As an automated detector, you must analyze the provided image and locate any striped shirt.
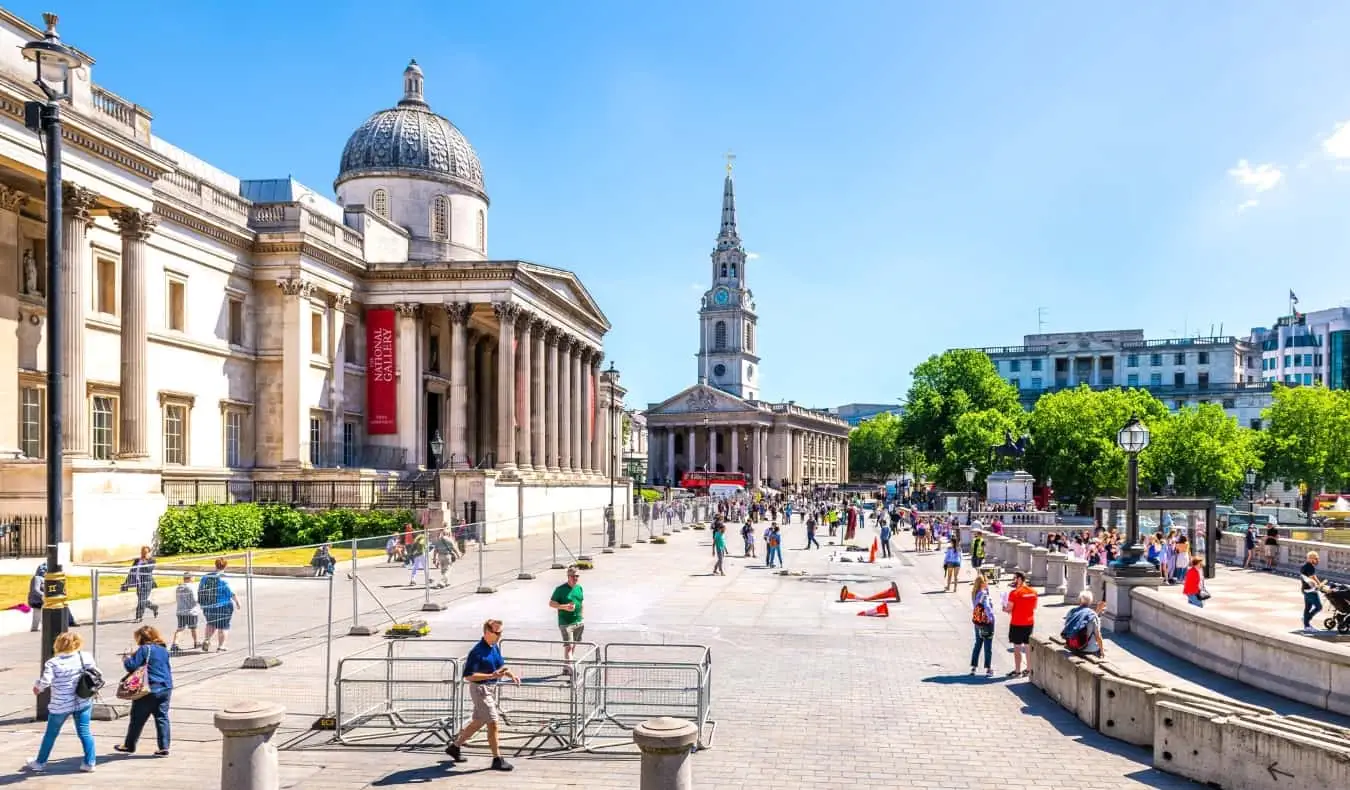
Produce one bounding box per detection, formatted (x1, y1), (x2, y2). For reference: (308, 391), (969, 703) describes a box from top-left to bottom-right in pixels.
(37, 651), (97, 715)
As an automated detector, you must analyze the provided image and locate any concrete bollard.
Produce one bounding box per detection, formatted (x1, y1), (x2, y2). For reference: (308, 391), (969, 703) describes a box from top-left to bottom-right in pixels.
(214, 701), (286, 790)
(1046, 551), (1068, 595)
(1086, 565), (1106, 604)
(1063, 557), (1088, 604)
(1029, 547), (1049, 587)
(1014, 542), (1034, 574)
(634, 716), (699, 790)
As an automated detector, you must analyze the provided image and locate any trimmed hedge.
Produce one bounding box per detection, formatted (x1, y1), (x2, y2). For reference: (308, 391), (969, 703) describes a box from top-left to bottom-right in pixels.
(157, 504), (418, 556)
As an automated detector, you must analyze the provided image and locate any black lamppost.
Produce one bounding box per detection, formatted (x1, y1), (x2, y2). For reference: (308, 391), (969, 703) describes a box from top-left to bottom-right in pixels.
(1246, 467), (1257, 516)
(964, 464), (977, 525)
(23, 14), (81, 722)
(1166, 471), (1176, 497)
(1112, 414), (1152, 573)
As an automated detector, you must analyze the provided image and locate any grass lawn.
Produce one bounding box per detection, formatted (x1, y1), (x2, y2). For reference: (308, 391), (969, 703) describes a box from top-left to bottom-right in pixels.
(112, 547), (386, 569)
(0, 574), (125, 611)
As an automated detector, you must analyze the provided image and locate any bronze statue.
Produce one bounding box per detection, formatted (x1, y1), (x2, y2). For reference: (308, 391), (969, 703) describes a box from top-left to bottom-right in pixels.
(989, 429), (1029, 469)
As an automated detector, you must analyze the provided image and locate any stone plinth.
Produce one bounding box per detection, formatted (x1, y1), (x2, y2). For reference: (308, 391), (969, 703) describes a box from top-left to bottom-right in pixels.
(1063, 557), (1088, 605)
(1046, 551), (1068, 595)
(1015, 541), (1034, 575)
(633, 716), (699, 790)
(985, 469), (1035, 505)
(1101, 569), (1163, 634)
(1029, 547), (1049, 587)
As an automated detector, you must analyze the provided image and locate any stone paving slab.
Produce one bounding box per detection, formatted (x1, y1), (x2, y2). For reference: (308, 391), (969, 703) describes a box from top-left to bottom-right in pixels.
(0, 519), (1201, 788)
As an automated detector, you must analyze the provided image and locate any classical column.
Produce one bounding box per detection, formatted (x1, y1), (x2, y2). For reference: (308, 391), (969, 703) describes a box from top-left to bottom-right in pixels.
(329, 294), (351, 461)
(112, 208), (155, 458)
(580, 350), (595, 474)
(842, 439), (850, 484)
(61, 184), (98, 455)
(665, 429), (675, 483)
(590, 354), (603, 474)
(708, 425), (718, 472)
(446, 302), (471, 469)
(545, 328), (561, 472)
(531, 318), (546, 472)
(688, 426), (697, 473)
(730, 426), (739, 474)
(277, 278), (316, 466)
(570, 343), (584, 474)
(394, 302), (422, 468)
(558, 336), (573, 471)
(465, 331), (479, 464)
(493, 301), (519, 474)
(516, 311), (534, 471)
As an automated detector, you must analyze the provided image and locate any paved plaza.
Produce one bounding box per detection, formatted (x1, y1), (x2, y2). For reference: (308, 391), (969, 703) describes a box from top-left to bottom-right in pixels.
(0, 517), (1303, 789)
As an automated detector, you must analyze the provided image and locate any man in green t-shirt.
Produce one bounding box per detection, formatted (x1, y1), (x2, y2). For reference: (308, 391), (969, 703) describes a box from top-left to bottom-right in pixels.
(549, 566), (584, 666)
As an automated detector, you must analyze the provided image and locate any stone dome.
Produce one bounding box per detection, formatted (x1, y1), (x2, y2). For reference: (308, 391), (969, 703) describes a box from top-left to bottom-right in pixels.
(334, 61), (486, 199)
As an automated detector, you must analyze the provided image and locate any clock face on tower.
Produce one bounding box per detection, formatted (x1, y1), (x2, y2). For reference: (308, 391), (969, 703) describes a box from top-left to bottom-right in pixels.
(714, 288), (730, 305)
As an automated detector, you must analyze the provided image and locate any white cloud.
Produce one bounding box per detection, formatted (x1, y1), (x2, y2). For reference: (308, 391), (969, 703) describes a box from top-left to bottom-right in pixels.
(746, 252), (760, 261)
(1228, 159), (1283, 192)
(1323, 121), (1350, 159)
(689, 283), (703, 291)
(1238, 199), (1259, 212)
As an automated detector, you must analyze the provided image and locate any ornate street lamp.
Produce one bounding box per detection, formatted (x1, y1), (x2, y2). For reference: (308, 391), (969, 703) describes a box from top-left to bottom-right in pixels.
(1166, 471), (1175, 496)
(964, 464), (977, 524)
(22, 13), (82, 722)
(429, 431), (444, 469)
(1246, 467), (1257, 516)
(1113, 414), (1152, 572)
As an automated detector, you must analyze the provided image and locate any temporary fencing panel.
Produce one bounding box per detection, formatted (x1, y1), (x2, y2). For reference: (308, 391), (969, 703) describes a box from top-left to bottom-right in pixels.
(583, 643), (715, 750)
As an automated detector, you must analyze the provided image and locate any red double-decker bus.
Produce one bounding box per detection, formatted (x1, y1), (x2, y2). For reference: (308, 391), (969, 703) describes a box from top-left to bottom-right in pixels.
(679, 471), (748, 492)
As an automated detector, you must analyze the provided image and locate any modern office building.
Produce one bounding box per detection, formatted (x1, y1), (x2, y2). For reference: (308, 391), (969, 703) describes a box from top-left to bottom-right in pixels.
(963, 329), (1272, 428)
(1249, 306), (1350, 390)
(831, 403), (904, 426)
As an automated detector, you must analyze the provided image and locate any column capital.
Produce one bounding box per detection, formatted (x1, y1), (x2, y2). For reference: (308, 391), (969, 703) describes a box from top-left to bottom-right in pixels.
(590, 350), (605, 368)
(330, 293), (353, 312)
(113, 207), (158, 240)
(394, 301), (421, 318)
(543, 325), (563, 346)
(444, 301), (472, 325)
(0, 185), (28, 212)
(276, 278), (316, 299)
(61, 183), (100, 222)
(492, 300), (521, 324)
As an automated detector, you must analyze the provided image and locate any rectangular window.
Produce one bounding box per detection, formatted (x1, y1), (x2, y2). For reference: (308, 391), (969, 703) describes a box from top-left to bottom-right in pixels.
(1009, 360), (1021, 372)
(91, 395), (116, 461)
(1150, 354), (1161, 367)
(311, 311), (324, 355)
(1222, 398), (1235, 409)
(1126, 354), (1138, 368)
(1173, 372), (1185, 387)
(227, 298), (244, 346)
(163, 404), (187, 465)
(1304, 373), (1314, 385)
(309, 417), (323, 465)
(429, 329), (441, 374)
(224, 410), (243, 468)
(1030, 376), (1042, 390)
(1009, 377), (1020, 389)
(1284, 354), (1291, 367)
(167, 277), (186, 331)
(20, 386), (44, 459)
(1174, 400), (1186, 410)
(343, 421), (358, 466)
(343, 321), (357, 365)
(1250, 418), (1262, 430)
(95, 258), (117, 315)
(1030, 359), (1042, 372)
(1174, 352), (1185, 365)
(1197, 351), (1209, 365)
(1150, 372), (1162, 386)
(1197, 372), (1209, 389)
(1127, 374), (1139, 387)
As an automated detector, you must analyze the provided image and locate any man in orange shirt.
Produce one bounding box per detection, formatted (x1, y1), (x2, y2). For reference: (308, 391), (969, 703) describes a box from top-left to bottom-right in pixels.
(1005, 571), (1038, 678)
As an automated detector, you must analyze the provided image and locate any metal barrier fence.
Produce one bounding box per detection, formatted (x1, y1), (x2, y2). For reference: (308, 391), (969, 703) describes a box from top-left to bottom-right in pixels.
(582, 642), (715, 751)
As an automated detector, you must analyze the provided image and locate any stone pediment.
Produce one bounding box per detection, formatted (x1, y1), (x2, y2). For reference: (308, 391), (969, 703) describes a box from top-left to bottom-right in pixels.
(519, 266), (609, 331)
(645, 384), (756, 417)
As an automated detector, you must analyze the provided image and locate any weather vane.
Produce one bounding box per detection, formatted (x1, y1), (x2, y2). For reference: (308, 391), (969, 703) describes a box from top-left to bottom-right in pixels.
(725, 150), (736, 175)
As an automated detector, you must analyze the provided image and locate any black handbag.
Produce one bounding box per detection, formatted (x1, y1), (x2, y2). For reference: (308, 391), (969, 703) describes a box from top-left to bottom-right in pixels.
(75, 654), (104, 699)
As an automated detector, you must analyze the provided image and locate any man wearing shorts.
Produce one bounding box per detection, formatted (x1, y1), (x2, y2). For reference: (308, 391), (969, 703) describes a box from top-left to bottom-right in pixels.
(549, 566), (584, 668)
(445, 619), (517, 771)
(1005, 571), (1038, 678)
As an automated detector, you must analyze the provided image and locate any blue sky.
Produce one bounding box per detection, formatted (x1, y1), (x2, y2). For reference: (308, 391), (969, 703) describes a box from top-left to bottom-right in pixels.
(26, 1), (1350, 410)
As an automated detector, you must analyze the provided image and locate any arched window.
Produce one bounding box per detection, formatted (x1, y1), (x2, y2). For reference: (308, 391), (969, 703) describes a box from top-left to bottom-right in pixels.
(370, 188), (389, 219)
(432, 195), (450, 240)
(714, 320), (727, 350)
(730, 262), (737, 278)
(720, 263), (727, 278)
(476, 210), (486, 251)
(746, 322), (753, 352)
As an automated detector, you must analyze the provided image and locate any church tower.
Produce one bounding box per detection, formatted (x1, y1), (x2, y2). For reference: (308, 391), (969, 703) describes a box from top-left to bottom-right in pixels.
(697, 157), (759, 400)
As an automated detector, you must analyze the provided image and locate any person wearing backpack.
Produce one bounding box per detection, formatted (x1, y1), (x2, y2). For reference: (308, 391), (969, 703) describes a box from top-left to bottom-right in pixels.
(969, 574), (996, 677)
(1061, 590), (1106, 657)
(22, 631), (100, 773)
(198, 558), (238, 652)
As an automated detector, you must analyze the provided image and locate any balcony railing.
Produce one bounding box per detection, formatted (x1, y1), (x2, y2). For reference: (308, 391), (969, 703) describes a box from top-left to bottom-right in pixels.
(1018, 381), (1276, 399)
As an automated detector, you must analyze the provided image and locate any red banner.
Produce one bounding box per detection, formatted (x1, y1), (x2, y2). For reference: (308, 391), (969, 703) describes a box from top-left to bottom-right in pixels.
(366, 309), (397, 434)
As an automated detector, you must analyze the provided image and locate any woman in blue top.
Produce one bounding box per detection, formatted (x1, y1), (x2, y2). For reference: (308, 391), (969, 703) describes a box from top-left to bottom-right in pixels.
(198, 558), (239, 652)
(970, 574), (996, 677)
(114, 625), (174, 756)
(942, 538), (962, 592)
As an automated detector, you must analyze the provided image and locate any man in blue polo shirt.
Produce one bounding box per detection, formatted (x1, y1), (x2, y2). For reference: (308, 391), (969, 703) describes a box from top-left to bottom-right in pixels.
(445, 619), (518, 771)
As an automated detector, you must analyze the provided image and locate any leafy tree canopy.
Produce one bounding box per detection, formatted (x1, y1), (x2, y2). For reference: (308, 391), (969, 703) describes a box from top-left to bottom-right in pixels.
(901, 350), (1022, 463)
(1140, 403), (1261, 501)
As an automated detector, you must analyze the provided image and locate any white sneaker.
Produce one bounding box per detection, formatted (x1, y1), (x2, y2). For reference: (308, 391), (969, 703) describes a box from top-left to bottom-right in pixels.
(20, 761), (45, 773)
(80, 763), (96, 773)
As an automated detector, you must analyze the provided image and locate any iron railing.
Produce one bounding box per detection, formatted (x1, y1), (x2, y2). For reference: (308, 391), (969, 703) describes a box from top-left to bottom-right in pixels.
(163, 476), (439, 510)
(0, 514), (46, 559)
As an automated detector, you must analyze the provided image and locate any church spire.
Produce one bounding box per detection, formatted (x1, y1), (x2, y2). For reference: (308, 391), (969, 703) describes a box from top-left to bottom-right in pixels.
(719, 152), (739, 243)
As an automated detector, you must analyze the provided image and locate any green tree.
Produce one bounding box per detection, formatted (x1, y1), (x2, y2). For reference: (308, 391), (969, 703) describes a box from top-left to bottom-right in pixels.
(1140, 404), (1260, 501)
(1025, 386), (1168, 511)
(900, 349), (1022, 467)
(941, 408), (1024, 491)
(849, 412), (902, 480)
(1259, 385), (1350, 504)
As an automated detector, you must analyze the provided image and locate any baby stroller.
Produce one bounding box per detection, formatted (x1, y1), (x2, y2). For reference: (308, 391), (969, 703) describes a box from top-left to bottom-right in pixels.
(1321, 581), (1350, 634)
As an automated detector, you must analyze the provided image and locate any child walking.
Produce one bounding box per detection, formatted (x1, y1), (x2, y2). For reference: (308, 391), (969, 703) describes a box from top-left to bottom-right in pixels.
(171, 573), (199, 652)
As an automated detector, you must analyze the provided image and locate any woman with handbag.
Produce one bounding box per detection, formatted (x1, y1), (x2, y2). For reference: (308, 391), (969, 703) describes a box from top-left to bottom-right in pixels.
(969, 574), (996, 677)
(113, 625), (174, 756)
(22, 631), (100, 773)
(1182, 556), (1208, 608)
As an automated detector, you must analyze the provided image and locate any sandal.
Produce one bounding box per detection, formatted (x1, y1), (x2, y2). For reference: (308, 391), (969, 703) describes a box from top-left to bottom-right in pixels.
(113, 744), (135, 754)
(154, 750), (170, 757)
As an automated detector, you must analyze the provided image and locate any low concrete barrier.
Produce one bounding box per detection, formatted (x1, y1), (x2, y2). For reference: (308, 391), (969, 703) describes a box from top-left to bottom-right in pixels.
(1029, 634), (1350, 789)
(1130, 587), (1350, 717)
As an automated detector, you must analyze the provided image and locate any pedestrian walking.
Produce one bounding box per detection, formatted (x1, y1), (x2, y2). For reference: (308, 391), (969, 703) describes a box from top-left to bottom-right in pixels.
(805, 515), (820, 550)
(114, 625), (174, 756)
(433, 529), (460, 588)
(741, 520), (756, 558)
(970, 574), (996, 677)
(1301, 551), (1328, 633)
(712, 522), (727, 576)
(122, 546), (160, 622)
(942, 539), (962, 592)
(1005, 571), (1038, 678)
(170, 573), (199, 652)
(197, 558), (238, 652)
(879, 521), (893, 558)
(970, 530), (986, 570)
(407, 531), (428, 586)
(766, 525), (783, 568)
(444, 619), (518, 772)
(21, 631), (98, 773)
(549, 567), (584, 667)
